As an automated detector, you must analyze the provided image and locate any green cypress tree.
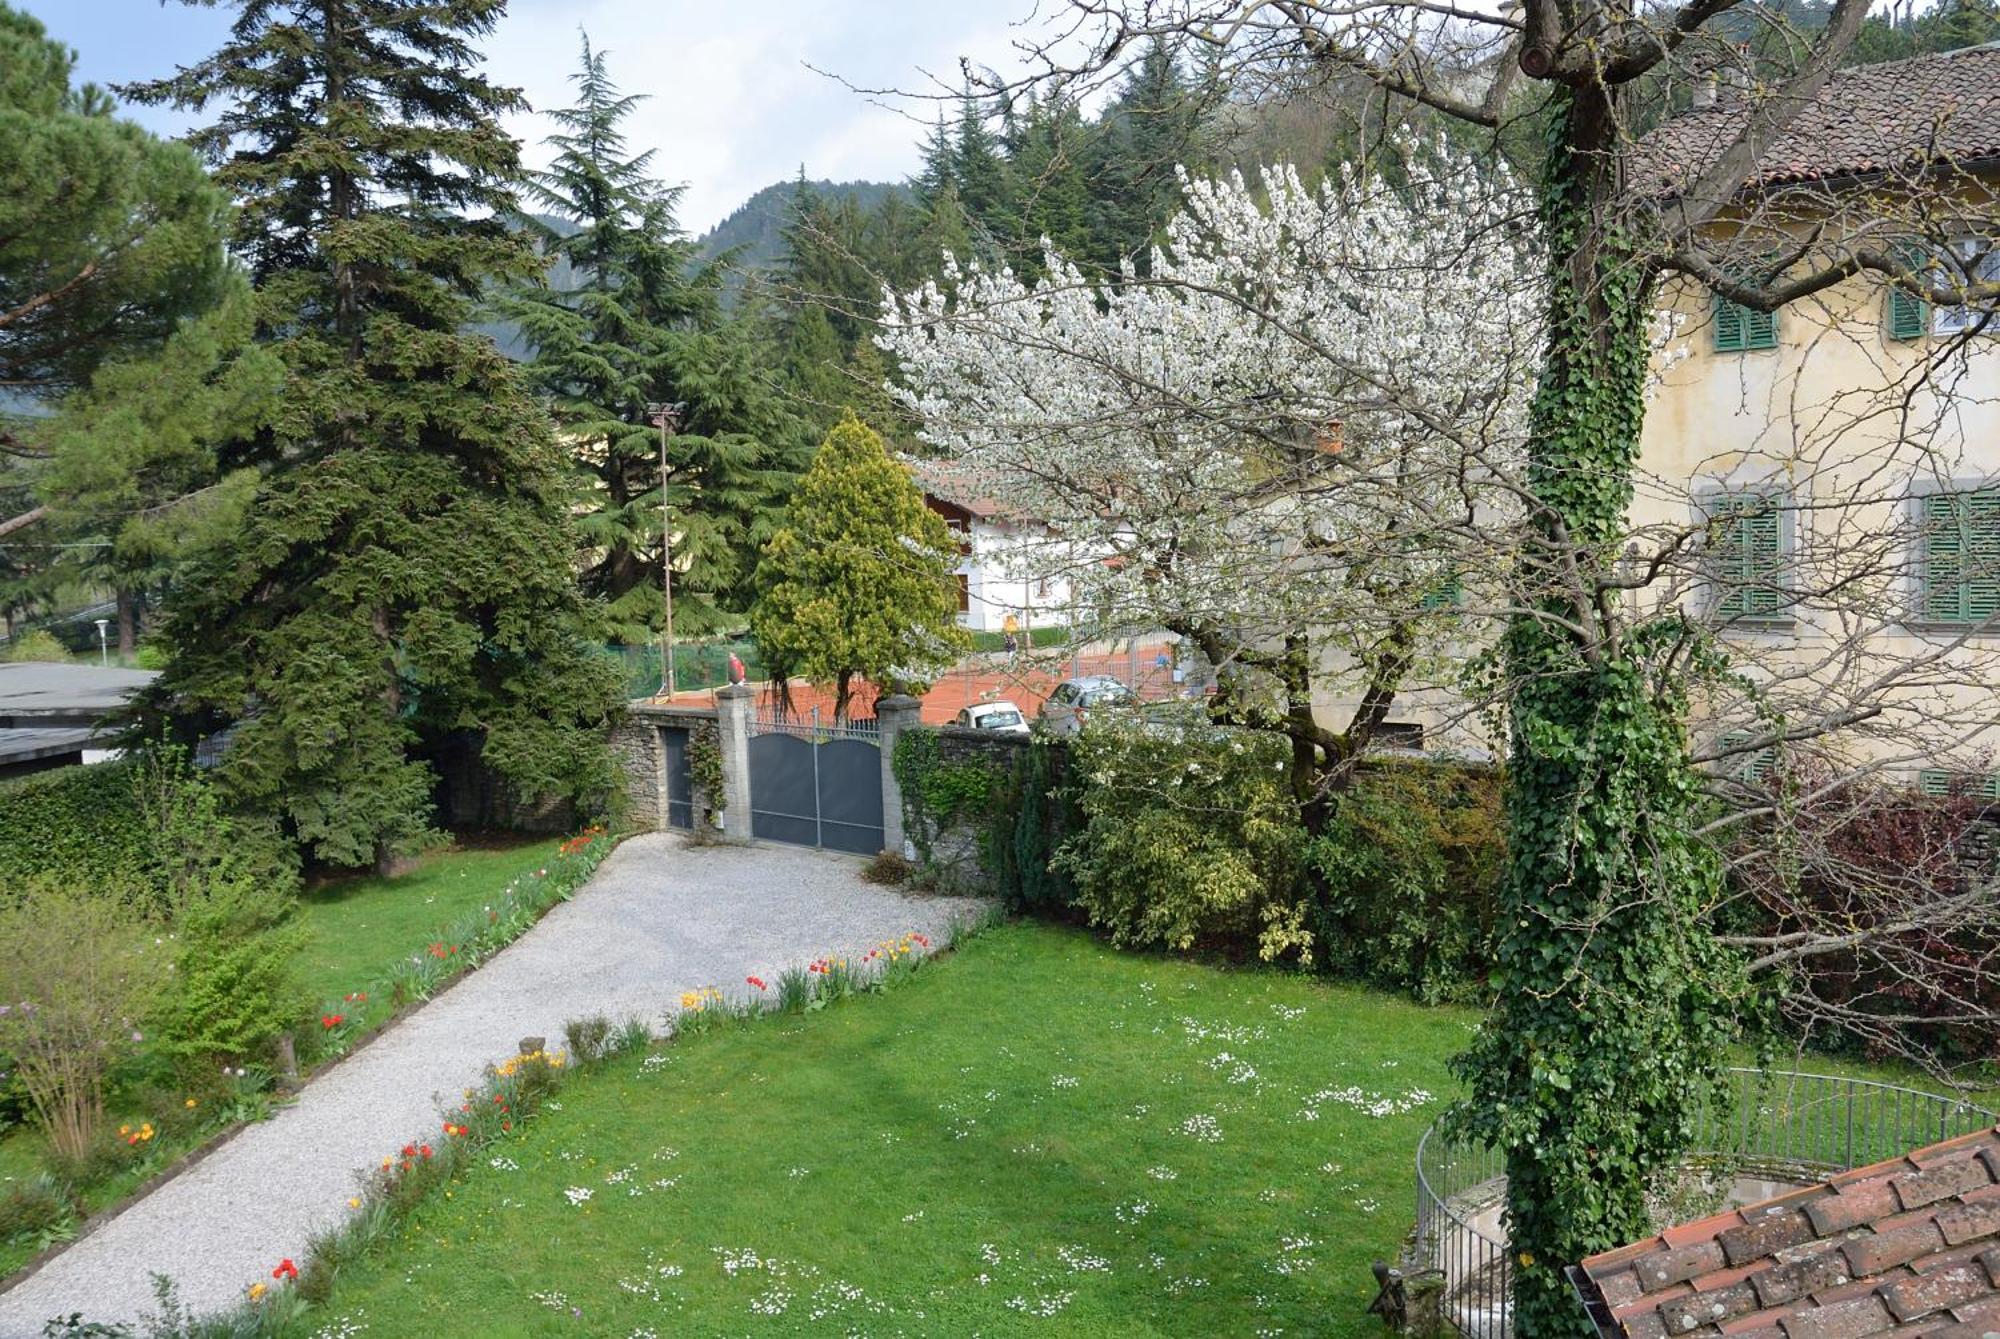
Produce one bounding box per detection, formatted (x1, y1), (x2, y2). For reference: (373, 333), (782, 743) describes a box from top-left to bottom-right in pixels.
(749, 415), (968, 721)
(507, 35), (798, 644)
(125, 0), (621, 870)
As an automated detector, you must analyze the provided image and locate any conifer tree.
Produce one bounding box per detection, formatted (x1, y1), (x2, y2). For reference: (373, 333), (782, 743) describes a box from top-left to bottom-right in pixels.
(952, 93), (1018, 248)
(1087, 40), (1211, 273)
(0, 1), (235, 546)
(508, 35), (798, 643)
(126, 0), (621, 870)
(1010, 96), (1095, 281)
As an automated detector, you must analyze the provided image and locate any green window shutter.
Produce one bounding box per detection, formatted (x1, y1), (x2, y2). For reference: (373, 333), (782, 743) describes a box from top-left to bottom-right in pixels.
(1918, 768), (2000, 799)
(1888, 283), (1929, 342)
(1713, 291), (1745, 351)
(1713, 290), (1777, 352)
(1420, 573), (1463, 610)
(1711, 493), (1785, 619)
(1921, 489), (2000, 625)
(1741, 304), (1777, 349)
(1718, 730), (1777, 781)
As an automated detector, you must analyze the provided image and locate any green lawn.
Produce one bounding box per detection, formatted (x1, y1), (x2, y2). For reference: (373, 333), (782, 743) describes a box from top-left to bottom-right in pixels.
(294, 837), (563, 1004)
(307, 922), (1477, 1337)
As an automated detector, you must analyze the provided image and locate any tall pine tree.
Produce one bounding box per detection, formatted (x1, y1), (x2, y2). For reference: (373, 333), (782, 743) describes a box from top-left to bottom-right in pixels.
(508, 35), (798, 644)
(127, 0), (620, 870)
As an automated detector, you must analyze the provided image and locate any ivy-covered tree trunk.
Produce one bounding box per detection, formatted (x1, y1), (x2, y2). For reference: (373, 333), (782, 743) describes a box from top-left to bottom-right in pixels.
(1454, 87), (1740, 1338)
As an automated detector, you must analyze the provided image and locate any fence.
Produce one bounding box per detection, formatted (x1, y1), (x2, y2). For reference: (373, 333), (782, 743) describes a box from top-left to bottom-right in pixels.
(1412, 1069), (1999, 1339)
(601, 639), (762, 701)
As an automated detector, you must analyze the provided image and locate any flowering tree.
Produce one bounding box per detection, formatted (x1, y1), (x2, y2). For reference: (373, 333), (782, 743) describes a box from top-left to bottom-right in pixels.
(927, 5), (2000, 1329)
(880, 146), (1542, 820)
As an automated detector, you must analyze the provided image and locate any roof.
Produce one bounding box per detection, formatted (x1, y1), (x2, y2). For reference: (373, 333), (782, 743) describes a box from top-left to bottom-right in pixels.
(0, 726), (99, 765)
(1578, 1124), (2000, 1339)
(0, 662), (156, 723)
(1631, 44), (2000, 195)
(909, 459), (1022, 522)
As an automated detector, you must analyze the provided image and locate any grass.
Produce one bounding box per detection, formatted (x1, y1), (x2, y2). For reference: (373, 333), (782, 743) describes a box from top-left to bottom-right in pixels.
(0, 835), (565, 1283)
(967, 624), (1079, 653)
(294, 837), (563, 1005)
(303, 922), (1474, 1336)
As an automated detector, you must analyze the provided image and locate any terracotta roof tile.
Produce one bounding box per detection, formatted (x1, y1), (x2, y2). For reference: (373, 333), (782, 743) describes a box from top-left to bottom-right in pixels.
(1581, 1126), (2000, 1339)
(1631, 45), (2000, 195)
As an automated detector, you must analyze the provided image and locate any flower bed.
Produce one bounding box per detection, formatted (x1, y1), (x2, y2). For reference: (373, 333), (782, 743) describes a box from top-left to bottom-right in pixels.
(0, 831), (617, 1286)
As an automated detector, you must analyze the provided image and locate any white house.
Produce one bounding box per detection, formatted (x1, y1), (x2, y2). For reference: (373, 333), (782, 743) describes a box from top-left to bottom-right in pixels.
(913, 461), (1079, 636)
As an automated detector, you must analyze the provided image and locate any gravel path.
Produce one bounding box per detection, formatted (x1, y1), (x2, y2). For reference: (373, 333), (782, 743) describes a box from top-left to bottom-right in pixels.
(0, 835), (987, 1336)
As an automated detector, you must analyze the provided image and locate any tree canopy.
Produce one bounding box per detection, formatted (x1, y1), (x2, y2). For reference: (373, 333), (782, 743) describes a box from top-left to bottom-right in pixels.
(750, 414), (968, 720)
(507, 34), (802, 645)
(126, 0), (620, 869)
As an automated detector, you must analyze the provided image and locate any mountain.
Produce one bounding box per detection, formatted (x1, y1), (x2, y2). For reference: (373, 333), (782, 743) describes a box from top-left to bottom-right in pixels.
(695, 178), (903, 301)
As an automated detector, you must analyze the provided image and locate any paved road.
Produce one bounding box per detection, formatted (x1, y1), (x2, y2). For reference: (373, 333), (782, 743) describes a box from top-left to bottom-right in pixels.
(0, 836), (986, 1336)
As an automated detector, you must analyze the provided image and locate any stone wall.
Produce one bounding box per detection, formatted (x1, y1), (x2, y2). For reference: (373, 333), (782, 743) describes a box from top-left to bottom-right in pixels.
(613, 703), (720, 832)
(610, 715), (664, 830)
(903, 725), (1034, 892)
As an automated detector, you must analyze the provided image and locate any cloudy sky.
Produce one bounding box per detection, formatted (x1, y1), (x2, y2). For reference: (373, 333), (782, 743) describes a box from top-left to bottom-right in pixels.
(27, 0), (1060, 234)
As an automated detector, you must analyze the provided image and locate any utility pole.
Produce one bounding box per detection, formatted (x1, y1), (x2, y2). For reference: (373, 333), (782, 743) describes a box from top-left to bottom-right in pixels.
(646, 402), (687, 699)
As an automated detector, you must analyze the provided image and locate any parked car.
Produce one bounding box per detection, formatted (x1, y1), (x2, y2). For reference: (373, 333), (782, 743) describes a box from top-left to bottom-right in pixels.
(954, 701), (1030, 737)
(1037, 675), (1137, 735)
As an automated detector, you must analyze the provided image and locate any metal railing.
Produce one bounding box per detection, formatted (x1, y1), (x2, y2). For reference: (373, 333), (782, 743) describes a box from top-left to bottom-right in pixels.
(1412, 1068), (1997, 1339)
(750, 705), (879, 743)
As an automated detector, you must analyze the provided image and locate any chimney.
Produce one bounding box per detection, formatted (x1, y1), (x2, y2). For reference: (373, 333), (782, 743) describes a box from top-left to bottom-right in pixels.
(1692, 72), (1718, 109)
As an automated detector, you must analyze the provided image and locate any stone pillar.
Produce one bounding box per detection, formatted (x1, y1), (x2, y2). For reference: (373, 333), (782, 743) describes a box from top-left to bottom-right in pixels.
(714, 684), (755, 844)
(875, 694), (923, 859)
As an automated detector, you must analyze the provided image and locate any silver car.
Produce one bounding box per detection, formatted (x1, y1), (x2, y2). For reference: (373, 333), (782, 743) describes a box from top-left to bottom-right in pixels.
(1037, 676), (1136, 735)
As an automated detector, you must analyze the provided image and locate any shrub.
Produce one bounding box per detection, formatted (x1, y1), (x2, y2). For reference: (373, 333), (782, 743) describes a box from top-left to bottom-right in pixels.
(0, 762), (157, 905)
(151, 880), (303, 1071)
(0, 747), (298, 917)
(996, 737), (1079, 910)
(862, 850), (914, 884)
(0, 1171), (72, 1244)
(1056, 720), (1310, 962)
(136, 750), (303, 1070)
(0, 884), (170, 1160)
(1729, 773), (2000, 1065)
(1, 629), (68, 663)
(1304, 762), (1505, 1004)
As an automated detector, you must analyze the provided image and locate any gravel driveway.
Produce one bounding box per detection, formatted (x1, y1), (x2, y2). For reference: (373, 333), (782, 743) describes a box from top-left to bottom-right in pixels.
(0, 835), (987, 1336)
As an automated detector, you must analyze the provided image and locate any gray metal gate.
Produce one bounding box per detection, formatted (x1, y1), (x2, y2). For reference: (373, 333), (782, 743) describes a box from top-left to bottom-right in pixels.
(747, 708), (884, 854)
(660, 726), (695, 831)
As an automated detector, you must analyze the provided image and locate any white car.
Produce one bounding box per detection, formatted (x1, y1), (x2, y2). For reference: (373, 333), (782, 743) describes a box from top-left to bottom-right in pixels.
(954, 701), (1031, 737)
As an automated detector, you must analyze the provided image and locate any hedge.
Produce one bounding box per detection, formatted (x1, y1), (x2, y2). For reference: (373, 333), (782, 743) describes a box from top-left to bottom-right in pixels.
(0, 759), (157, 898)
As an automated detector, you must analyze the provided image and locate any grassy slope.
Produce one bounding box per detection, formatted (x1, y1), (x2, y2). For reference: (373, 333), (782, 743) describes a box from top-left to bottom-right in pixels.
(310, 922), (1476, 1337)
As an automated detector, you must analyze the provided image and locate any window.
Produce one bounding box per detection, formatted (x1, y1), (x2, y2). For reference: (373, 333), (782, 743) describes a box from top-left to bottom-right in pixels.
(1712, 290), (1777, 352)
(1717, 731), (1777, 782)
(1932, 239), (2000, 336)
(1703, 491), (1789, 621)
(1918, 769), (2000, 801)
(1918, 488), (2000, 627)
(954, 573), (970, 614)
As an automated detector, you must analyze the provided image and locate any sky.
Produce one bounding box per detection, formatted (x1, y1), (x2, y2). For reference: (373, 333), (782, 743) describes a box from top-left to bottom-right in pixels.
(26, 0), (1058, 235)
